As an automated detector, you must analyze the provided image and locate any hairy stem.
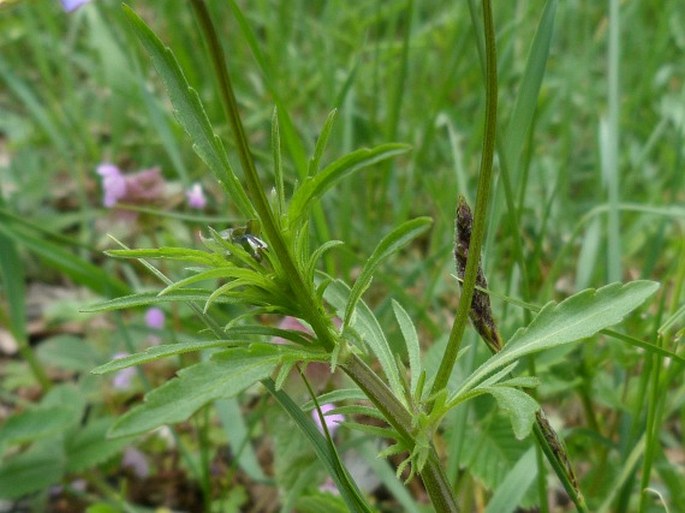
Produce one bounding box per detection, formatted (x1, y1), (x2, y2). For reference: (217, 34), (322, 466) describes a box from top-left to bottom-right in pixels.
(190, 0), (336, 352)
(191, 1), (461, 509)
(343, 355), (459, 512)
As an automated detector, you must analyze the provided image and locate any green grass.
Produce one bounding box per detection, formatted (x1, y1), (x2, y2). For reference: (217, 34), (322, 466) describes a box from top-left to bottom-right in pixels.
(0, 1), (683, 512)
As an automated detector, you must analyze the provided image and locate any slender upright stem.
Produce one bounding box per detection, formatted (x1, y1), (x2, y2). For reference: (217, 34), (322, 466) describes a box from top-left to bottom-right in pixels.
(190, 3), (461, 509)
(431, 0), (498, 396)
(190, 0), (336, 352)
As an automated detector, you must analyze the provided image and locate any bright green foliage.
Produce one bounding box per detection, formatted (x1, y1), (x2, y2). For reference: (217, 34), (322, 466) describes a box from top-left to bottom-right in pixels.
(325, 279), (407, 404)
(108, 343), (321, 438)
(392, 300), (423, 397)
(0, 406), (75, 450)
(287, 143), (412, 230)
(0, 0), (680, 511)
(64, 417), (132, 473)
(0, 441), (64, 499)
(449, 281), (660, 405)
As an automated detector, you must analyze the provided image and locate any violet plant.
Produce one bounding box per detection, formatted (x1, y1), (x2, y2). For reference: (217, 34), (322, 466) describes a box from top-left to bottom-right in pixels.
(86, 1), (668, 511)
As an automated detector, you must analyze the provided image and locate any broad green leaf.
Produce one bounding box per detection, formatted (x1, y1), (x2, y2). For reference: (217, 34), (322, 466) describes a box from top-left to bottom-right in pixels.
(452, 281), (659, 400)
(0, 441), (64, 499)
(0, 407), (75, 449)
(65, 418), (132, 473)
(463, 282), (685, 364)
(122, 5), (254, 217)
(392, 300), (422, 396)
(288, 143), (411, 228)
(481, 386), (539, 440)
(37, 335), (101, 372)
(109, 345), (282, 437)
(343, 217), (432, 330)
(324, 279), (406, 406)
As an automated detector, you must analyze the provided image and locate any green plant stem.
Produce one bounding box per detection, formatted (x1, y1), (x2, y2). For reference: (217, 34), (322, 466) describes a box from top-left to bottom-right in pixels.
(191, 3), (461, 509)
(431, 0), (498, 397)
(343, 354), (459, 512)
(190, 0), (336, 352)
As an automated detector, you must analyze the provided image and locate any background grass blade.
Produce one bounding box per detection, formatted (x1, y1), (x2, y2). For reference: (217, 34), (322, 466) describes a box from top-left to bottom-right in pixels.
(122, 4), (254, 218)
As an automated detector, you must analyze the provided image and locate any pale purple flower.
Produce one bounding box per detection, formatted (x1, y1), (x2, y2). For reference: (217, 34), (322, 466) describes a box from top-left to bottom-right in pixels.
(60, 0), (91, 12)
(96, 164), (166, 209)
(145, 307), (165, 330)
(312, 403), (344, 436)
(111, 352), (135, 390)
(318, 477), (340, 495)
(96, 163), (126, 207)
(186, 183), (207, 209)
(122, 447), (150, 478)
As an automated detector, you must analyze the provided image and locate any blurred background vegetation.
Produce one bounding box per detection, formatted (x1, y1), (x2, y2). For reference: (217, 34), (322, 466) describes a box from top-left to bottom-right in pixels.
(0, 0), (683, 512)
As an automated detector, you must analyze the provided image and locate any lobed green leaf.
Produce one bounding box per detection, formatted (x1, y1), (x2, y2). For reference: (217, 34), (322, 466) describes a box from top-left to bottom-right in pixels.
(481, 386), (540, 440)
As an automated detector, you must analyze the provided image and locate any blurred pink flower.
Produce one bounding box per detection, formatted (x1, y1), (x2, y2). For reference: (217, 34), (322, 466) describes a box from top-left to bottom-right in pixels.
(186, 183), (207, 209)
(312, 403), (344, 436)
(96, 164), (126, 207)
(96, 164), (165, 208)
(60, 0), (91, 12)
(111, 352), (135, 390)
(145, 307), (165, 330)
